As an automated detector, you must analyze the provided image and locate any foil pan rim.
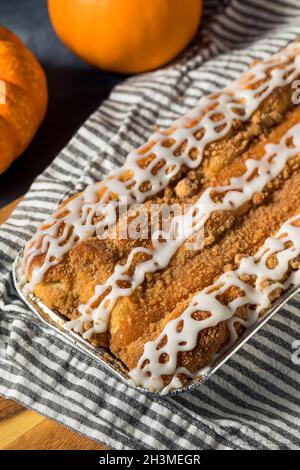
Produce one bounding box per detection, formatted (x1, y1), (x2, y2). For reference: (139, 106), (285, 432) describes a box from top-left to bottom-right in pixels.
(12, 250), (300, 397)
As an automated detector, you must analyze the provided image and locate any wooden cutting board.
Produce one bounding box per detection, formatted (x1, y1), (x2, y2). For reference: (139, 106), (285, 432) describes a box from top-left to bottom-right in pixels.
(0, 197), (22, 224)
(0, 198), (106, 450)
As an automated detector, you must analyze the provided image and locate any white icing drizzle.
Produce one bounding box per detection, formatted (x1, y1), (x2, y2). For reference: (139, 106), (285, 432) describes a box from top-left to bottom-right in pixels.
(20, 42), (300, 288)
(129, 215), (300, 392)
(66, 122), (300, 338)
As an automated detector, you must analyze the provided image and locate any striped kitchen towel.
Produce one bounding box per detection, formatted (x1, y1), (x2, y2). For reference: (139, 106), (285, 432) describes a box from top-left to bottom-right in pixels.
(1, 0), (300, 450)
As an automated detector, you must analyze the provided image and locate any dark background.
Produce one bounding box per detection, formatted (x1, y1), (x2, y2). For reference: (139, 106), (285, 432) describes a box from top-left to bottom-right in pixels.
(0, 0), (123, 207)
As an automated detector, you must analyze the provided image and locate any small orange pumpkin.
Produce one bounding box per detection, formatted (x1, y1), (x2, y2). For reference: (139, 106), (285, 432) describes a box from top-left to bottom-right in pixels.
(48, 0), (203, 74)
(0, 27), (48, 173)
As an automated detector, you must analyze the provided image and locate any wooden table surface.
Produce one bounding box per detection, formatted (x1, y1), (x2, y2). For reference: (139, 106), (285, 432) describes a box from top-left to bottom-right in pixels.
(0, 198), (106, 450)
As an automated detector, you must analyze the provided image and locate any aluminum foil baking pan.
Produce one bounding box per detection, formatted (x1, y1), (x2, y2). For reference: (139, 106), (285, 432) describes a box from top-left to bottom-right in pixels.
(12, 251), (300, 396)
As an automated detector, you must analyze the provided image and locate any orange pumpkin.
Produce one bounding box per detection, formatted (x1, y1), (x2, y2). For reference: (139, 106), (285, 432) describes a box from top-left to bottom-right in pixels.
(0, 27), (48, 173)
(48, 0), (203, 74)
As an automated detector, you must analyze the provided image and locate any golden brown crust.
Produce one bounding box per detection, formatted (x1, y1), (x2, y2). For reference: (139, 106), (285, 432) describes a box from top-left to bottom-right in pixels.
(28, 56), (300, 378)
(118, 170), (300, 370)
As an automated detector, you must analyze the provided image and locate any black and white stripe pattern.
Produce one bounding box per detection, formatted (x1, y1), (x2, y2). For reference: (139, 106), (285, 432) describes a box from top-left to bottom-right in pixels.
(1, 0), (300, 449)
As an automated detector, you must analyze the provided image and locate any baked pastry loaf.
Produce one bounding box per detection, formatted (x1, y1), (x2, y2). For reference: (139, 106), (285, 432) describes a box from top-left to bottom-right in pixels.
(20, 42), (300, 392)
